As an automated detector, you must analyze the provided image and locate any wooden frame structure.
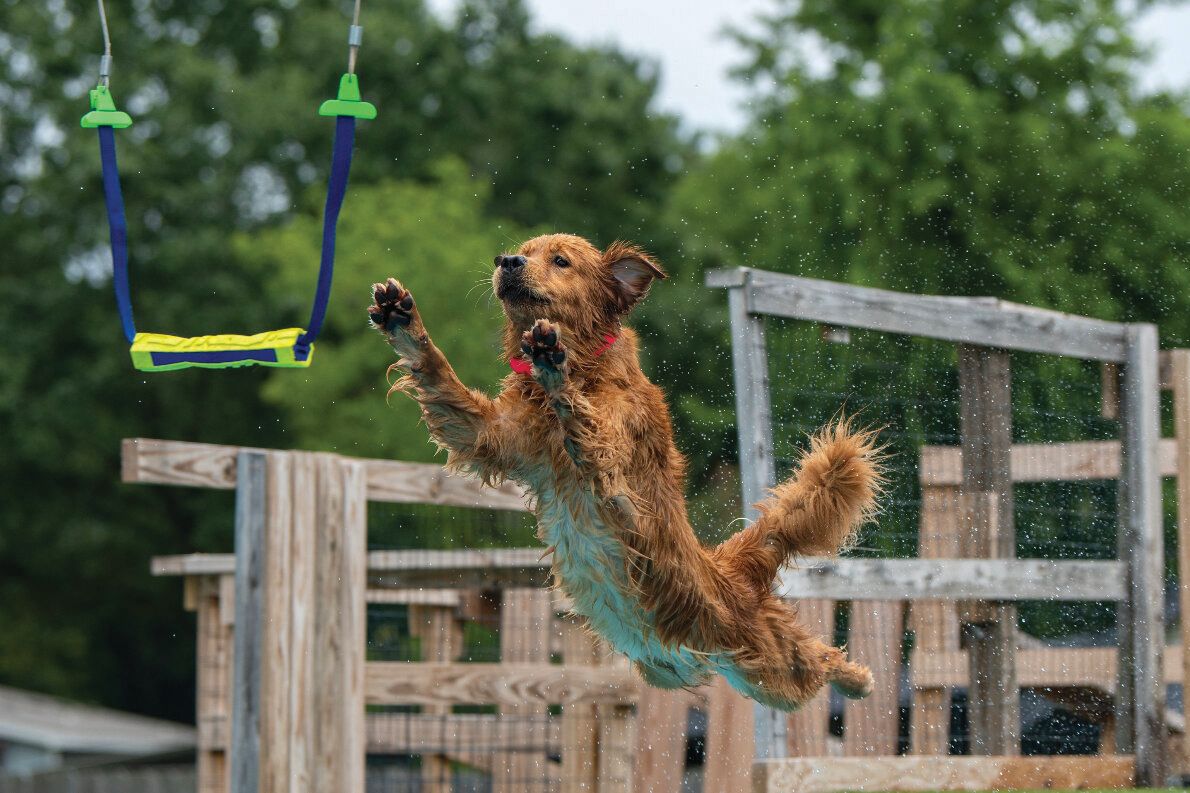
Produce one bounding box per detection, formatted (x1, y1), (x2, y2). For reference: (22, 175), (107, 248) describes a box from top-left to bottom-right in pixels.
(708, 267), (1166, 790)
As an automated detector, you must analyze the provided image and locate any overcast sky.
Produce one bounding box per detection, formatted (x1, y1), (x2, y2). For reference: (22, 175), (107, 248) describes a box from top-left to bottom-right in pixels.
(429, 0), (1190, 133)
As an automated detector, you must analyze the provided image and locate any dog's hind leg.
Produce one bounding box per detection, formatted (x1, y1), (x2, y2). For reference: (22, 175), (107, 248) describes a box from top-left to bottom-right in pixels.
(369, 279), (501, 464)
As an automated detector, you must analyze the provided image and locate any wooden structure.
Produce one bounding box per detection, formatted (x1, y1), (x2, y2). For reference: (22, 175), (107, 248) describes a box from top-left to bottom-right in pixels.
(709, 267), (1167, 790)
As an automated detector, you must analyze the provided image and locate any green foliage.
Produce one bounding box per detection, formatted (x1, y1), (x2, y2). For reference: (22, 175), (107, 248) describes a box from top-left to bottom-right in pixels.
(240, 160), (535, 461)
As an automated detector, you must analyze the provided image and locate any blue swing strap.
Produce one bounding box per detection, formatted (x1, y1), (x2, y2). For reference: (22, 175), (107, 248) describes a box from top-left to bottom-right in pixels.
(97, 124), (136, 344)
(296, 114), (355, 359)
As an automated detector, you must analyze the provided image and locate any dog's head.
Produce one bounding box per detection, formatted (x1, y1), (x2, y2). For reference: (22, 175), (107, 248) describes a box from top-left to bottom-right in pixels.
(493, 234), (666, 340)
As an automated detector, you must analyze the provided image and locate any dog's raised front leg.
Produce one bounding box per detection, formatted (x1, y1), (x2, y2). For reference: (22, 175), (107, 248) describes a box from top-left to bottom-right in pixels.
(520, 319), (607, 482)
(368, 278), (498, 462)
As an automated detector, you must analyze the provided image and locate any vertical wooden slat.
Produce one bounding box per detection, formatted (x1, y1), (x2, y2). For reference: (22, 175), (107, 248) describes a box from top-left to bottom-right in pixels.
(494, 589), (553, 791)
(597, 701), (636, 793)
(844, 601), (904, 756)
(727, 278), (781, 770)
(705, 677), (755, 792)
(786, 600), (834, 757)
(957, 345), (1019, 757)
(910, 485), (962, 755)
(633, 684), (688, 793)
(260, 454), (293, 793)
(1117, 323), (1165, 785)
(286, 454), (317, 793)
(409, 603), (464, 793)
(1173, 349), (1190, 779)
(197, 578), (230, 793)
(230, 451), (267, 793)
(561, 615), (600, 793)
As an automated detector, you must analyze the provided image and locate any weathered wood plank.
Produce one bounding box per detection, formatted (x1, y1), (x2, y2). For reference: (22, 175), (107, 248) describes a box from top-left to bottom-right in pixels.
(230, 452), (266, 793)
(259, 454), (293, 793)
(494, 589), (554, 793)
(785, 599), (832, 757)
(912, 645), (1183, 690)
(196, 581), (231, 793)
(122, 438), (527, 511)
(1117, 323), (1165, 784)
(704, 677), (755, 791)
(706, 267), (1130, 362)
(843, 601), (904, 756)
(364, 663), (639, 707)
(777, 558), (1125, 601)
(919, 438), (1178, 486)
(1173, 349), (1190, 778)
(366, 713), (560, 754)
(561, 615), (601, 793)
(366, 548), (552, 589)
(752, 755), (1135, 793)
(410, 603), (465, 793)
(286, 454), (317, 793)
(633, 683), (688, 793)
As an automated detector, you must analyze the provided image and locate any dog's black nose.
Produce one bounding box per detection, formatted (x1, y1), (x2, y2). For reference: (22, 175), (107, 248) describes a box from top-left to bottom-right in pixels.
(495, 254), (527, 270)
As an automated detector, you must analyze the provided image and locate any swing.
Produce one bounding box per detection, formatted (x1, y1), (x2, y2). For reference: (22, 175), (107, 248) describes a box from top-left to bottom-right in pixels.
(81, 0), (376, 372)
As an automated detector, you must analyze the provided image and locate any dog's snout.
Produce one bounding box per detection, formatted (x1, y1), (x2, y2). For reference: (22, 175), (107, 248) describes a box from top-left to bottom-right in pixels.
(495, 254), (527, 270)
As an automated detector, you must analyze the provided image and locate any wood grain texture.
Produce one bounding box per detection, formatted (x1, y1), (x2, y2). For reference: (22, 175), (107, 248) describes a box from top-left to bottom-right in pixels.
(259, 454), (293, 793)
(776, 558), (1125, 601)
(364, 662), (639, 707)
(122, 438), (527, 511)
(752, 755), (1135, 793)
(633, 683), (688, 793)
(844, 601), (904, 756)
(1174, 349), (1190, 777)
(785, 599), (832, 757)
(704, 676), (755, 792)
(494, 589), (554, 793)
(913, 646), (1184, 690)
(230, 452), (266, 793)
(919, 438), (1177, 486)
(706, 267), (1131, 362)
(410, 603), (465, 793)
(560, 616), (601, 793)
(285, 454), (317, 793)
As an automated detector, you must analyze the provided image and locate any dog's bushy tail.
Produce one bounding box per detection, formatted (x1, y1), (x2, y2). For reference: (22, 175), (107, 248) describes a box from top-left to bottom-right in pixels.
(715, 420), (883, 588)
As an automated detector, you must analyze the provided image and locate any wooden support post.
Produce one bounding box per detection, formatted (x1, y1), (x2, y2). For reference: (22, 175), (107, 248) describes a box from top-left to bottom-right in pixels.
(260, 455), (293, 793)
(727, 279), (781, 770)
(196, 577), (232, 793)
(786, 600), (834, 756)
(704, 677), (756, 791)
(957, 345), (1019, 757)
(285, 454), (316, 793)
(633, 684), (688, 793)
(495, 589), (554, 792)
(911, 485), (962, 755)
(1117, 324), (1165, 785)
(1174, 349), (1190, 778)
(844, 601), (904, 756)
(561, 615), (601, 793)
(596, 702), (636, 793)
(409, 603), (465, 793)
(230, 452), (267, 793)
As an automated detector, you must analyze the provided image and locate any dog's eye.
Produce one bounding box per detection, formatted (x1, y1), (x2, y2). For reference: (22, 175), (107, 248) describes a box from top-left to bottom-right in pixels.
(552, 255), (570, 268)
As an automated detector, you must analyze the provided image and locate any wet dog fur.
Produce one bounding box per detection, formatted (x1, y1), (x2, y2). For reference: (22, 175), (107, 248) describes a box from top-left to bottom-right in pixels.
(368, 233), (881, 710)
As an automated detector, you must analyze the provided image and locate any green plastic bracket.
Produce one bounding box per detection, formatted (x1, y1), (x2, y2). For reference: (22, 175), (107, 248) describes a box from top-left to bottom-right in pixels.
(318, 73), (377, 120)
(80, 85), (133, 129)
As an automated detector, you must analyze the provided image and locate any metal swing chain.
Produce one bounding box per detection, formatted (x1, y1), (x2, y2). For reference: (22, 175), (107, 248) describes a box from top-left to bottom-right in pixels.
(96, 0), (112, 87)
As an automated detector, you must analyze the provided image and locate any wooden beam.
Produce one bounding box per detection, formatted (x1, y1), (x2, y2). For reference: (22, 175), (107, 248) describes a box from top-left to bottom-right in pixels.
(752, 755), (1135, 793)
(1117, 323), (1165, 784)
(776, 558), (1125, 601)
(919, 438), (1178, 486)
(366, 549), (552, 589)
(1173, 349), (1190, 779)
(366, 713), (559, 754)
(122, 438), (528, 511)
(706, 268), (1130, 362)
(912, 645), (1184, 690)
(229, 452), (266, 793)
(364, 663), (639, 707)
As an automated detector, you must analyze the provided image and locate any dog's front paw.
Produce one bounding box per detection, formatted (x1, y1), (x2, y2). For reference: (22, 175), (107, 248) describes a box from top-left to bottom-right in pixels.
(520, 319), (567, 372)
(368, 278), (417, 336)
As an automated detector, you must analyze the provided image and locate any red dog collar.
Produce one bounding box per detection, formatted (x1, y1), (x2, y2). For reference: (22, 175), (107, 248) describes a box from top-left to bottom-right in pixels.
(510, 333), (617, 375)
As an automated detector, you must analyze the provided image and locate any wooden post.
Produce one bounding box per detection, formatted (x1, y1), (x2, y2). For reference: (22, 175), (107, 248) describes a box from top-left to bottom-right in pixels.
(196, 577), (232, 793)
(259, 454), (293, 793)
(633, 685), (688, 793)
(1117, 324), (1165, 785)
(705, 677), (756, 791)
(230, 451), (267, 793)
(1173, 349), (1190, 779)
(957, 345), (1019, 757)
(910, 485), (962, 755)
(561, 615), (600, 793)
(727, 278), (781, 771)
(786, 600), (834, 756)
(409, 602), (464, 793)
(495, 589), (554, 791)
(844, 601), (904, 756)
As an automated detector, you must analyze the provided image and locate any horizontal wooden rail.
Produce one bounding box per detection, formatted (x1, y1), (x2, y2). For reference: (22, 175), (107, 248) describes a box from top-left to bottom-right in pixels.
(777, 558), (1125, 601)
(706, 267), (1131, 362)
(367, 713), (560, 753)
(364, 663), (639, 707)
(920, 438), (1178, 485)
(913, 644), (1182, 690)
(157, 551), (1124, 600)
(752, 756), (1134, 793)
(123, 438), (528, 512)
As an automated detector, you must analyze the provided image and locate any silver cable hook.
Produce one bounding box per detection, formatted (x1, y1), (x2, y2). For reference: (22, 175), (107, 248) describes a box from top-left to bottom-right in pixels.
(96, 0), (113, 87)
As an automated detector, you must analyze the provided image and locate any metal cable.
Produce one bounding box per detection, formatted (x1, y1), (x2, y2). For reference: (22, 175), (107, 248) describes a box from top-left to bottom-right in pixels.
(347, 0), (362, 74)
(96, 0), (112, 86)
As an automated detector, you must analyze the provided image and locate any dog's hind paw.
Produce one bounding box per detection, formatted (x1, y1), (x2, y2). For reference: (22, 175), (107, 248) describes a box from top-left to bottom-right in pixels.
(369, 278), (417, 336)
(520, 319), (567, 373)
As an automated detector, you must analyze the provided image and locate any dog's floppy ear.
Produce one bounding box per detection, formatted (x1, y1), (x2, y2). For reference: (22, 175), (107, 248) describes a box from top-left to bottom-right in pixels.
(604, 241), (667, 313)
